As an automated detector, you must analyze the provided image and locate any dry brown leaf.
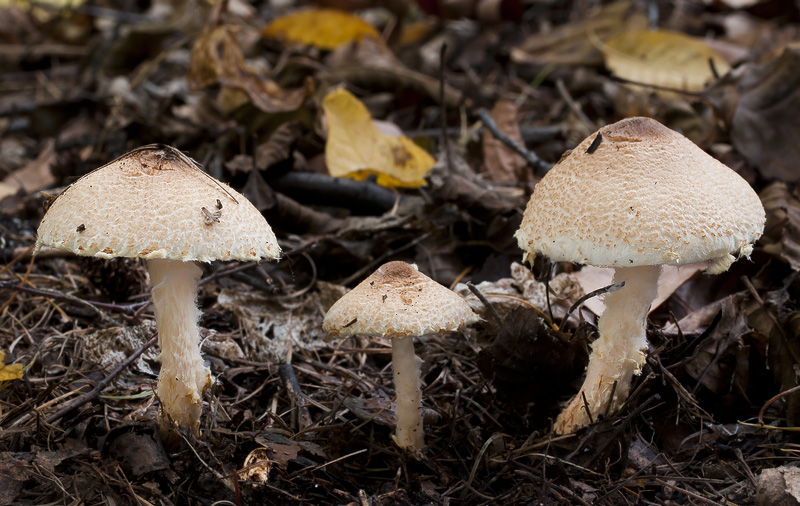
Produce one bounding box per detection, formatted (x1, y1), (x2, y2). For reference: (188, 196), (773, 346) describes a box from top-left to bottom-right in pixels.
(706, 47), (800, 182)
(0, 140), (56, 197)
(602, 29), (730, 93)
(188, 24), (311, 113)
(757, 466), (800, 506)
(322, 88), (435, 188)
(262, 8), (381, 50)
(482, 100), (529, 183)
(326, 37), (462, 107)
(760, 182), (800, 270)
(511, 0), (645, 67)
(572, 264), (706, 317)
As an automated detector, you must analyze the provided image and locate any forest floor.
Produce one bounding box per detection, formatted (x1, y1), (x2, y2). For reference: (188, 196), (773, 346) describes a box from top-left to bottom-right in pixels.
(2, 0), (800, 504)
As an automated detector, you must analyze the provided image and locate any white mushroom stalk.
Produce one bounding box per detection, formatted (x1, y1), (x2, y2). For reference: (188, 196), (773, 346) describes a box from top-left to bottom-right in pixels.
(34, 144), (281, 439)
(391, 336), (424, 449)
(514, 117), (765, 434)
(322, 261), (479, 452)
(553, 265), (660, 434)
(148, 258), (211, 434)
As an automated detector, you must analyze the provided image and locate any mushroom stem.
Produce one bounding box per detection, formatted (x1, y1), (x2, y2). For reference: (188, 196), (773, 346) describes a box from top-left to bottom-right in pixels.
(391, 336), (424, 449)
(554, 265), (661, 434)
(148, 258), (212, 436)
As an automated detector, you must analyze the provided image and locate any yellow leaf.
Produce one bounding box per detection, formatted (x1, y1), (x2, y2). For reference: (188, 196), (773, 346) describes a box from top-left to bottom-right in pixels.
(0, 350), (23, 382)
(0, 0), (84, 8)
(323, 89), (434, 188)
(601, 29), (730, 93)
(262, 9), (381, 50)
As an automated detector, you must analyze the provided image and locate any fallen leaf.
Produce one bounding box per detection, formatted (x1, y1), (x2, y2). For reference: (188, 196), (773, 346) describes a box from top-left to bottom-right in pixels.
(511, 0), (644, 67)
(322, 88), (435, 188)
(188, 24), (311, 113)
(706, 48), (800, 181)
(572, 264), (706, 317)
(760, 182), (800, 269)
(0, 140), (56, 197)
(757, 466), (800, 506)
(0, 350), (23, 382)
(106, 432), (171, 478)
(477, 307), (588, 408)
(262, 8), (380, 50)
(601, 29), (730, 93)
(683, 295), (750, 395)
(326, 37), (463, 107)
(482, 100), (530, 182)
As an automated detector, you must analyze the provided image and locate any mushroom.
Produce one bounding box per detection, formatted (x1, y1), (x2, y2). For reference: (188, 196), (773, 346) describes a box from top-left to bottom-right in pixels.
(322, 261), (479, 450)
(35, 144), (280, 436)
(515, 117), (765, 434)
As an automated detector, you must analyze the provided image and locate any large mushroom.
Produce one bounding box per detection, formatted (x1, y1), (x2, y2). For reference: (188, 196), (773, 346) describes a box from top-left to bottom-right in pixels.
(323, 261), (479, 450)
(515, 117), (765, 434)
(36, 144), (280, 436)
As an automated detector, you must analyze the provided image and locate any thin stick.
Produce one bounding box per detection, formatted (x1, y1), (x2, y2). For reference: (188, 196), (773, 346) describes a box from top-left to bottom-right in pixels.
(439, 43), (452, 173)
(559, 280), (625, 329)
(0, 280), (124, 325)
(758, 383), (800, 425)
(46, 334), (158, 424)
(555, 79), (596, 132)
(476, 108), (551, 174)
(278, 363), (313, 431)
(466, 282), (511, 340)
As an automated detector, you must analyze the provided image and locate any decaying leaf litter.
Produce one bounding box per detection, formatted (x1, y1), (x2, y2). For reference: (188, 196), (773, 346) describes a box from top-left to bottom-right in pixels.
(2, 0), (800, 504)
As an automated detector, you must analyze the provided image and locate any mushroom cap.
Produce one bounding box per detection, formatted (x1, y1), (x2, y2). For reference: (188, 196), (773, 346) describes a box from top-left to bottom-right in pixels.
(323, 261), (480, 339)
(36, 144), (280, 263)
(515, 117), (765, 269)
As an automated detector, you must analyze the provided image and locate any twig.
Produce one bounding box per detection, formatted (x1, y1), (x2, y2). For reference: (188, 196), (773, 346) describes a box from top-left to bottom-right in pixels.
(586, 394), (661, 467)
(559, 280), (625, 330)
(466, 282), (511, 340)
(270, 171), (398, 215)
(46, 334), (158, 424)
(0, 280), (127, 325)
(440, 43), (452, 173)
(278, 364), (313, 431)
(758, 384), (800, 425)
(554, 79), (596, 133)
(653, 478), (727, 506)
(580, 391), (595, 425)
(475, 108), (551, 175)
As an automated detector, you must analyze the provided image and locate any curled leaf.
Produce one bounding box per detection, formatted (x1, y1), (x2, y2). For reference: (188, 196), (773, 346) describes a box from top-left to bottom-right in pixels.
(323, 88), (435, 188)
(188, 24), (311, 113)
(0, 350), (23, 382)
(602, 29), (730, 93)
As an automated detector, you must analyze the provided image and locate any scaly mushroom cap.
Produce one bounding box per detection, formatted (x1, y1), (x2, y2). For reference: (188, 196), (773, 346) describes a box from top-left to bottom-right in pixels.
(323, 261), (480, 339)
(36, 144), (280, 263)
(515, 117), (765, 271)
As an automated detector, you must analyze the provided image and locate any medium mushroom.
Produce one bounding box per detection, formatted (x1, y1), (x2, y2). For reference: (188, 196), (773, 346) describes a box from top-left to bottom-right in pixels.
(515, 117), (765, 434)
(36, 144), (280, 436)
(323, 261), (479, 450)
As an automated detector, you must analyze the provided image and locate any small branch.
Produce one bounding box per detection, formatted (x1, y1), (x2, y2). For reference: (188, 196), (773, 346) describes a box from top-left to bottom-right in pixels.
(758, 384), (800, 425)
(0, 280), (130, 325)
(278, 363), (312, 431)
(559, 281), (625, 329)
(46, 334), (158, 424)
(555, 79), (596, 133)
(440, 43), (452, 173)
(476, 108), (551, 175)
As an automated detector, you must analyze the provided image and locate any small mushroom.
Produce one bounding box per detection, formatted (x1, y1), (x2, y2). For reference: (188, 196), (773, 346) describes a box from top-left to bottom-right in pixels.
(515, 117), (765, 434)
(323, 261), (479, 450)
(35, 144), (281, 438)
